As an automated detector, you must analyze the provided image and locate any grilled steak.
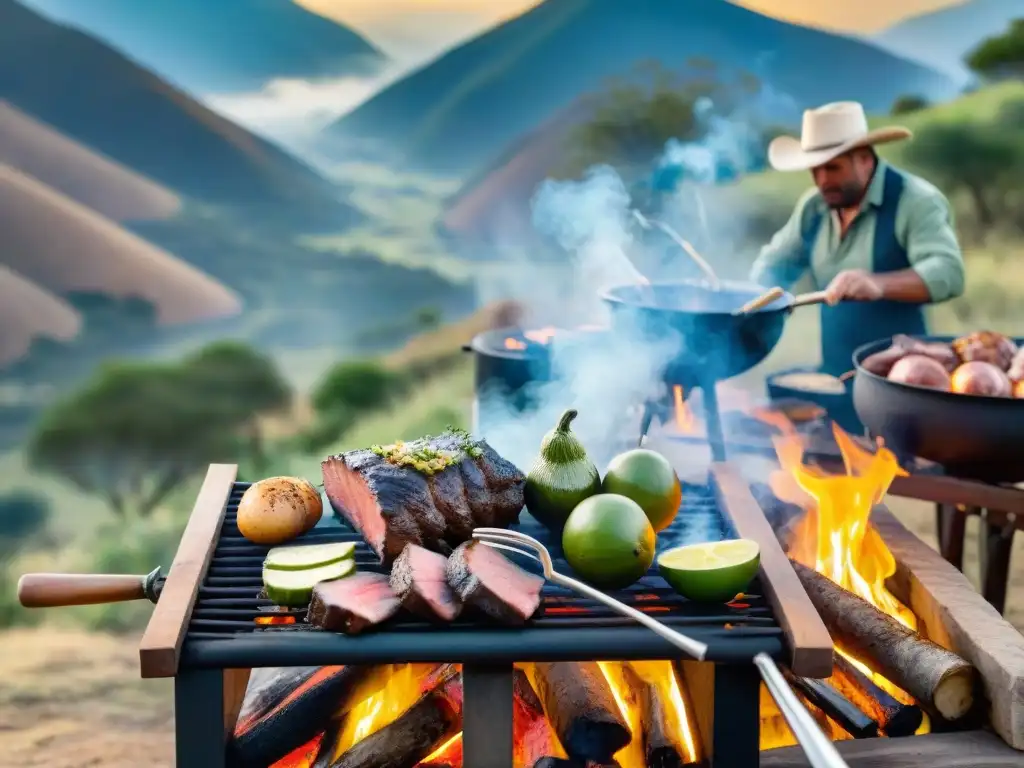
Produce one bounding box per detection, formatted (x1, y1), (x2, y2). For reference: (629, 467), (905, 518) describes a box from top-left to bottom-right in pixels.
(390, 543), (463, 621)
(307, 572), (400, 634)
(445, 540), (543, 624)
(322, 430), (525, 564)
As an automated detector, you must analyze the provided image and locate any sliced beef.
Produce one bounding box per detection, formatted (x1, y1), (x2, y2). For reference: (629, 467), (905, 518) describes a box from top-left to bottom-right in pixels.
(390, 543), (463, 621)
(445, 540), (543, 625)
(307, 572), (400, 635)
(322, 433), (525, 564)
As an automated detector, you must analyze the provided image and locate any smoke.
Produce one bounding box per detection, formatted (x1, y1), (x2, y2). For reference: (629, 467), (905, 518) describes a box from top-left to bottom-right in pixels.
(477, 166), (683, 474)
(474, 89), (799, 481)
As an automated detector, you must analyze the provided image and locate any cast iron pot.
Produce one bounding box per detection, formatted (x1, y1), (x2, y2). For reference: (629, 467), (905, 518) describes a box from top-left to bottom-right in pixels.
(853, 336), (1024, 482)
(600, 279), (823, 387)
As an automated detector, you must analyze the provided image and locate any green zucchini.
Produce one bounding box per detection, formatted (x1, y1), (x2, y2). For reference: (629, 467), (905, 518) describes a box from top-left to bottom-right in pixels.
(263, 542), (356, 571)
(263, 558), (356, 607)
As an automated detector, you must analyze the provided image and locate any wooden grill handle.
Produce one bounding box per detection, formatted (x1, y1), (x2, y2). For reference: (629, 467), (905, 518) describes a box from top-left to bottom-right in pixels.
(18, 567), (162, 607)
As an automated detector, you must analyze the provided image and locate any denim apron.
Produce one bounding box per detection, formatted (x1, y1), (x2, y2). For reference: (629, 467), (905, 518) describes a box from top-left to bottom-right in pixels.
(803, 167), (929, 377)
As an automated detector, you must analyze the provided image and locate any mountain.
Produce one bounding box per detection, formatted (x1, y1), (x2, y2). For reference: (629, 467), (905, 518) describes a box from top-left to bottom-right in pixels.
(18, 0), (386, 94)
(872, 0), (1021, 82)
(0, 101), (180, 222)
(0, 0), (359, 230)
(0, 164), (242, 326)
(0, 265), (82, 367)
(320, 0), (959, 176)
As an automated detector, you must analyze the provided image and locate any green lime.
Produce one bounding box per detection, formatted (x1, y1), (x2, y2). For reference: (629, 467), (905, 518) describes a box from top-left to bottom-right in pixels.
(658, 539), (760, 603)
(602, 449), (681, 532)
(562, 494), (656, 590)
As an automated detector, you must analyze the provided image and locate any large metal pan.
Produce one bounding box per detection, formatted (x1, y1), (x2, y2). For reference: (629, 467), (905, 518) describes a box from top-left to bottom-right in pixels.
(853, 336), (1024, 482)
(600, 279), (825, 386)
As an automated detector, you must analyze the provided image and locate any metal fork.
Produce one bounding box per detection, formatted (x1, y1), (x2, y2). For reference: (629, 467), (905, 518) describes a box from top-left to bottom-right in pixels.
(472, 528), (850, 768)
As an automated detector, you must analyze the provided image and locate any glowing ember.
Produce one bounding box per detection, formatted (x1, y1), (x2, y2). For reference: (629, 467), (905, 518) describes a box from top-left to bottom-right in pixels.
(501, 324), (605, 351)
(421, 731), (462, 764)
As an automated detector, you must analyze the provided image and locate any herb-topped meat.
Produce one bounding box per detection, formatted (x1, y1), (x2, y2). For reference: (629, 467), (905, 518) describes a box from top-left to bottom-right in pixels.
(321, 429), (525, 564)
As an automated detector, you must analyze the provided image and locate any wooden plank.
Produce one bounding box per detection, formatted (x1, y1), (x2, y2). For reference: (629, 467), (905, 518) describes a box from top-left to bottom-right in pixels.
(872, 505), (1024, 750)
(890, 473), (1024, 521)
(222, 668), (251, 742)
(139, 464), (238, 678)
(710, 463), (834, 678)
(760, 730), (1022, 767)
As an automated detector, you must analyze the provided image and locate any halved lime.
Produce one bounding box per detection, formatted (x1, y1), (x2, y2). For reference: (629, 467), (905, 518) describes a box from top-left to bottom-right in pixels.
(264, 542), (356, 571)
(657, 539), (760, 603)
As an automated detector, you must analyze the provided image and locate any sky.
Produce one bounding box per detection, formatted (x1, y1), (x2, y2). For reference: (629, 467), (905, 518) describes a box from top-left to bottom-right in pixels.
(298, 0), (968, 46)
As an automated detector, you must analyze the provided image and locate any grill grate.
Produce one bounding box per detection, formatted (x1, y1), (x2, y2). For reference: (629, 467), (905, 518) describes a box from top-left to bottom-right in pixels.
(181, 482), (785, 667)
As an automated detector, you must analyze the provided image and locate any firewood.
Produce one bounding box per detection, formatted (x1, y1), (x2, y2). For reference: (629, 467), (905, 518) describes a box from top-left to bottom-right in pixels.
(783, 670), (878, 739)
(330, 668), (462, 768)
(532, 662), (632, 764)
(228, 665), (373, 768)
(792, 561), (976, 722)
(621, 664), (687, 767)
(831, 655), (923, 737)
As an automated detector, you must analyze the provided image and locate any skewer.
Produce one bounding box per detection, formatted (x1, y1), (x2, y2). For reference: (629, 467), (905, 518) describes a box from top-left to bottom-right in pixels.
(631, 210), (722, 290)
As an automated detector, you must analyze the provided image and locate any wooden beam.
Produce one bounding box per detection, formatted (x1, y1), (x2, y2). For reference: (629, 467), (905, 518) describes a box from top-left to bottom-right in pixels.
(760, 730), (1022, 767)
(139, 464), (238, 678)
(872, 505), (1024, 750)
(711, 463), (834, 678)
(222, 668), (251, 742)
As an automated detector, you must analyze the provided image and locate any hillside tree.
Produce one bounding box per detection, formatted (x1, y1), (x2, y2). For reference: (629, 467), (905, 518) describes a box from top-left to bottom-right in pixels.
(966, 19), (1024, 79)
(564, 59), (762, 176)
(181, 341), (292, 471)
(26, 348), (289, 518)
(903, 120), (1019, 227)
(891, 94), (930, 115)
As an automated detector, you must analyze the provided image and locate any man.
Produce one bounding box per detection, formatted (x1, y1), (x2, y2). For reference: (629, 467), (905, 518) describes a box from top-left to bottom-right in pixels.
(749, 101), (965, 375)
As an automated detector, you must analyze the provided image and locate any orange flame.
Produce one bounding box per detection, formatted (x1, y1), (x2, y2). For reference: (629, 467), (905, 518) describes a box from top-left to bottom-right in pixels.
(772, 420), (929, 732)
(673, 385), (695, 433)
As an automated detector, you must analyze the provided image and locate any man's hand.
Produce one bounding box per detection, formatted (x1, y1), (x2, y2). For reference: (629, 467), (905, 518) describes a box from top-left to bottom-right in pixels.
(824, 269), (884, 305)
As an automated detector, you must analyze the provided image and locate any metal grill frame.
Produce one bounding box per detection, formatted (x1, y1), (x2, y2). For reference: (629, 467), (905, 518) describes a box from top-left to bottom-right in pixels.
(138, 463), (832, 768)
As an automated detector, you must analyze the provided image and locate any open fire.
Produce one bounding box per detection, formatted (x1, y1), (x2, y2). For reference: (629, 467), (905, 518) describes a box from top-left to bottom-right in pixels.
(257, 660), (703, 768)
(502, 325), (605, 351)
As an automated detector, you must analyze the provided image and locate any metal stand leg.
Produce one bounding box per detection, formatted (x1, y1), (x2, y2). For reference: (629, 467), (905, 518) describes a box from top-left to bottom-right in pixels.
(175, 668), (227, 768)
(935, 503), (967, 570)
(463, 662), (514, 768)
(979, 510), (1015, 615)
(710, 665), (761, 768)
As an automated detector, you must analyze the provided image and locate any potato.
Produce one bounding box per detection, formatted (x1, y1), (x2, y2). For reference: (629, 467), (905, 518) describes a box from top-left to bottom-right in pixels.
(1009, 348), (1024, 382)
(237, 477), (312, 545)
(887, 355), (951, 391)
(950, 361), (1012, 398)
(288, 476), (323, 532)
(952, 331), (1017, 370)
(1014, 379), (1024, 399)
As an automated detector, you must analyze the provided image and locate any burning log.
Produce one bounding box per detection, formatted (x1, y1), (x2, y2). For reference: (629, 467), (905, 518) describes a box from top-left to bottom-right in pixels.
(311, 719), (343, 768)
(831, 655), (923, 737)
(229, 665), (373, 768)
(620, 664), (688, 768)
(330, 667), (463, 768)
(532, 662), (632, 764)
(782, 670), (879, 739)
(792, 561), (976, 722)
(532, 760), (622, 768)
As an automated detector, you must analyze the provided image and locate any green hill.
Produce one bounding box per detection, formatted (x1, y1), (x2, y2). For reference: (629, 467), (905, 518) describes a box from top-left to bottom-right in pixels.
(0, 0), (358, 231)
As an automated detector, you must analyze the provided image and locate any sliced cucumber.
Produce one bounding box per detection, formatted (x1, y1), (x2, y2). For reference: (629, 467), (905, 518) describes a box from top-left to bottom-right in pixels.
(263, 558), (356, 607)
(264, 542), (356, 572)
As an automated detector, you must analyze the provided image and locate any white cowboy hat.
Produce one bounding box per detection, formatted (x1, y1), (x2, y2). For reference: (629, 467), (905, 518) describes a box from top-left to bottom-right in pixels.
(767, 101), (912, 172)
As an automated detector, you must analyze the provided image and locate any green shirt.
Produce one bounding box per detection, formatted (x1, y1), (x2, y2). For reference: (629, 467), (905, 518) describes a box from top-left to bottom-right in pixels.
(749, 161), (966, 302)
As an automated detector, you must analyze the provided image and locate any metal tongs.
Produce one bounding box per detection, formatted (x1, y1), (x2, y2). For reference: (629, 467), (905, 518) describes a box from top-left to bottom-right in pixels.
(473, 528), (849, 768)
